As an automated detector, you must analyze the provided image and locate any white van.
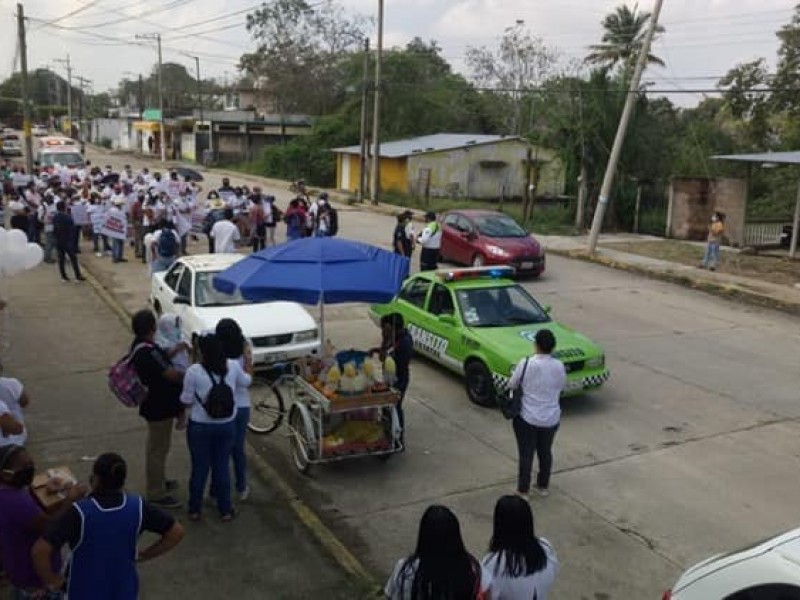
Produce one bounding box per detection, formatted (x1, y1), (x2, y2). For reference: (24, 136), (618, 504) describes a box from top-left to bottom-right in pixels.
(35, 136), (84, 170)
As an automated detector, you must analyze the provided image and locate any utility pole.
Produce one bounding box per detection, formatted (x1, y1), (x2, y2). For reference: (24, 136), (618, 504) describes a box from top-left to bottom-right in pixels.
(138, 74), (144, 117)
(136, 33), (166, 162)
(358, 37), (370, 202)
(17, 3), (33, 173)
(192, 56), (203, 124)
(55, 55), (72, 137)
(370, 0), (384, 205)
(75, 76), (91, 145)
(586, 0), (664, 253)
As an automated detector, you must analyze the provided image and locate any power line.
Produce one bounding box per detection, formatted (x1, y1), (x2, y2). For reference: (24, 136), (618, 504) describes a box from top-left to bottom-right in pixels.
(56, 0), (195, 30)
(31, 0), (105, 30)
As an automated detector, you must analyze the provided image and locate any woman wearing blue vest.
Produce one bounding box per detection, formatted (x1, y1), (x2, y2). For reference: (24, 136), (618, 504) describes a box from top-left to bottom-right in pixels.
(32, 453), (185, 599)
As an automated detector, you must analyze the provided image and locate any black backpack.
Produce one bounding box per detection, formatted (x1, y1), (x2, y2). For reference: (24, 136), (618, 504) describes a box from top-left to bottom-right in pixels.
(328, 207), (339, 236)
(196, 366), (235, 419)
(157, 229), (178, 257)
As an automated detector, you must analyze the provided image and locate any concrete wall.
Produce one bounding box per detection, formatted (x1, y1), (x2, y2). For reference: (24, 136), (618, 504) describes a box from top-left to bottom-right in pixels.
(669, 177), (747, 246)
(92, 118), (136, 150)
(406, 141), (565, 200)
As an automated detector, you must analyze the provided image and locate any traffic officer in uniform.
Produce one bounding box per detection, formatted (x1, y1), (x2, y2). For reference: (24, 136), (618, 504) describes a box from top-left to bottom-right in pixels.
(417, 211), (442, 271)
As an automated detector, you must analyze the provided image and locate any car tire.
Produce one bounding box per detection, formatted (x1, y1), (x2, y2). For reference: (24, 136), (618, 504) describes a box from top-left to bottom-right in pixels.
(472, 254), (485, 267)
(153, 300), (162, 316)
(464, 360), (496, 407)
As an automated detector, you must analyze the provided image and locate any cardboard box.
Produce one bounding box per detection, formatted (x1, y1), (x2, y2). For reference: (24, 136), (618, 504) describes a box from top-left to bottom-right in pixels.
(31, 466), (77, 512)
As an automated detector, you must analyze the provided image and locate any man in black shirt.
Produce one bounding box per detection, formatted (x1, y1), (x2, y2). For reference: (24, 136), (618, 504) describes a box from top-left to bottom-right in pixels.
(53, 201), (85, 282)
(130, 309), (185, 509)
(33, 453), (184, 598)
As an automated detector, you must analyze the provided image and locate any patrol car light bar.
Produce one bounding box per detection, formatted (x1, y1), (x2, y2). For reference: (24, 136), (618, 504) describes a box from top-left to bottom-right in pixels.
(437, 266), (515, 282)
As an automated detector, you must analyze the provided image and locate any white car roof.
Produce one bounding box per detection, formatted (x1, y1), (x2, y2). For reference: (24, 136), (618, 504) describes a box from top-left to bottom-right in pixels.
(178, 253), (243, 272)
(674, 527), (800, 592)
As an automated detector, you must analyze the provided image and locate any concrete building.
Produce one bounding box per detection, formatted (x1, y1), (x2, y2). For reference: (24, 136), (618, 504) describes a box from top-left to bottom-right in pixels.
(332, 133), (565, 200)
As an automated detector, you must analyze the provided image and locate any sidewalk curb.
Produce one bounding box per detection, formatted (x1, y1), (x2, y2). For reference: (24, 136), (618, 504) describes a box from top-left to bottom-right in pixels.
(548, 248), (800, 316)
(78, 260), (378, 590)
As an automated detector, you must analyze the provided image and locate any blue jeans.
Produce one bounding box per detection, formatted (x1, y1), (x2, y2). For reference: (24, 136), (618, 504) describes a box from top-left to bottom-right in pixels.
(187, 420), (235, 515)
(112, 238), (124, 262)
(152, 255), (176, 273)
(44, 231), (55, 262)
(93, 232), (111, 253)
(701, 241), (720, 268)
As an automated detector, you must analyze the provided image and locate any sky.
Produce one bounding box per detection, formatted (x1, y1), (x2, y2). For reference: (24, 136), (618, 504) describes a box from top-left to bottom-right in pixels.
(0, 0), (795, 108)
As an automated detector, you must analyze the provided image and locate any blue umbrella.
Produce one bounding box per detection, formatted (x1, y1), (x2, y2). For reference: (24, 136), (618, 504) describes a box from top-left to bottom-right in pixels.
(213, 237), (410, 341)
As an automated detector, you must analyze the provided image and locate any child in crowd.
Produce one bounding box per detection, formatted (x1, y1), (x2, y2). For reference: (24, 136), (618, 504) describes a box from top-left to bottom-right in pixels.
(156, 314), (191, 371)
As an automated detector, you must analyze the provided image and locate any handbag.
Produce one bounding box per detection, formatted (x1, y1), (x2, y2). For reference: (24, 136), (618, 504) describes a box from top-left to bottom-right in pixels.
(499, 358), (528, 420)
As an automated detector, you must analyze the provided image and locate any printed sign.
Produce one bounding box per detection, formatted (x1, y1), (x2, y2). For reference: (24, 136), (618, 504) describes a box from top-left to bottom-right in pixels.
(90, 209), (106, 234)
(101, 213), (127, 241)
(191, 209), (207, 234)
(408, 323), (449, 358)
(70, 204), (89, 226)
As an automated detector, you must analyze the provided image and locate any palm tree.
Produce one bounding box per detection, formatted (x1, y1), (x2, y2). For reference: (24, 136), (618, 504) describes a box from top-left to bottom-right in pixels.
(585, 3), (665, 72)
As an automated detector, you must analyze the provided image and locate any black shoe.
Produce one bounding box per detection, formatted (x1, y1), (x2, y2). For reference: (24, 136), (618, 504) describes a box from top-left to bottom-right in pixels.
(150, 495), (183, 509)
(119, 258), (128, 262)
(76, 276), (87, 281)
(165, 479), (180, 492)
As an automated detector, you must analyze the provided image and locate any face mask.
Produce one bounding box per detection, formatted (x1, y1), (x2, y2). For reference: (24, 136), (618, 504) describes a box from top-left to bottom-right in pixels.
(3, 465), (35, 487)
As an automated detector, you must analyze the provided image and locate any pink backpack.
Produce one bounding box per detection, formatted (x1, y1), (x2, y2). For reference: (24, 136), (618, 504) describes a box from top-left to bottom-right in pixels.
(108, 343), (151, 408)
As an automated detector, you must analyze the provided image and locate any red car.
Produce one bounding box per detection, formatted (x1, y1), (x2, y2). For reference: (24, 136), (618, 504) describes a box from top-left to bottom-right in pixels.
(439, 210), (545, 276)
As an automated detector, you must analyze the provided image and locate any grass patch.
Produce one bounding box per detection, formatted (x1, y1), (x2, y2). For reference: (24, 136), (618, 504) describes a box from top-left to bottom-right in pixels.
(602, 239), (800, 287)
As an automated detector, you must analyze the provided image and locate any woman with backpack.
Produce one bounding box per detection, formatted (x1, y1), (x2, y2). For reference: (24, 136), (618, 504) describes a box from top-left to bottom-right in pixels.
(284, 198), (306, 242)
(481, 495), (559, 599)
(179, 334), (251, 522)
(215, 319), (253, 500)
(385, 505), (491, 599)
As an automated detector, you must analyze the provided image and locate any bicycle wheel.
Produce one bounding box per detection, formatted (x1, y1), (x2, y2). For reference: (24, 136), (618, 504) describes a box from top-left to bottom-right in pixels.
(248, 377), (285, 434)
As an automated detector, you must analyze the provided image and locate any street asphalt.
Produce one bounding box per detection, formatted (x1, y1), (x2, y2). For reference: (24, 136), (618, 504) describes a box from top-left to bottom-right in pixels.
(34, 146), (795, 599)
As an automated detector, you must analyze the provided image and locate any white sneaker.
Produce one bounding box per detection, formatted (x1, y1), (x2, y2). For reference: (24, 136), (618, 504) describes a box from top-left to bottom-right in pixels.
(534, 487), (550, 498)
(238, 486), (250, 501)
(95, 252), (102, 258)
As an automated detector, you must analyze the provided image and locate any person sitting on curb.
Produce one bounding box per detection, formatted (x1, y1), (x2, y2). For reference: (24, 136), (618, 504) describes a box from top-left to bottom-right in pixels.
(32, 453), (185, 599)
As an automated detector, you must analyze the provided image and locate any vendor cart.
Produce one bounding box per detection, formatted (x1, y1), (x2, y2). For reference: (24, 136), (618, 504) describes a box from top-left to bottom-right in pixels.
(214, 237), (410, 473)
(286, 376), (403, 472)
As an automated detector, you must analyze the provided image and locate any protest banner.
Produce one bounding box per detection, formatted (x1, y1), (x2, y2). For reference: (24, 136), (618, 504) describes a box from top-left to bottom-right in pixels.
(101, 213), (127, 241)
(70, 203), (89, 226)
(191, 209), (208, 234)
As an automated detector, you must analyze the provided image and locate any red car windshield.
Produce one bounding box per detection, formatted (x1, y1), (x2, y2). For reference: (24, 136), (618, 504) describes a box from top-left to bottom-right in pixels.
(473, 215), (527, 238)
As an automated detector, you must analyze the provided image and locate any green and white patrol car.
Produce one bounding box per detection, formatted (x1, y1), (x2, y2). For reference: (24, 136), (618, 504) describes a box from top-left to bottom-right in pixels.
(370, 266), (609, 406)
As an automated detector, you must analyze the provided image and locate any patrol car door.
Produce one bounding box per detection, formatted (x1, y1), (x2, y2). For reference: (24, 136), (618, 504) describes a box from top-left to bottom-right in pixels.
(418, 283), (462, 367)
(395, 278), (435, 354)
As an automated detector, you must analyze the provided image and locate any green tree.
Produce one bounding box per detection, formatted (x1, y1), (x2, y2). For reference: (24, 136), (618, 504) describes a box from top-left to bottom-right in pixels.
(240, 0), (365, 116)
(585, 3), (665, 73)
(717, 59), (772, 148)
(772, 3), (800, 116)
(466, 22), (560, 135)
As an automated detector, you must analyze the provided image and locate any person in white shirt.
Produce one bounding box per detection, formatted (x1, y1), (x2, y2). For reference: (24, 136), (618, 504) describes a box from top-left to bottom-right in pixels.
(39, 196), (57, 263)
(508, 328), (566, 497)
(482, 495), (559, 600)
(385, 505), (491, 600)
(210, 208), (241, 254)
(107, 197), (128, 263)
(179, 334), (251, 521)
(174, 189), (193, 254)
(0, 363), (29, 447)
(417, 211), (442, 271)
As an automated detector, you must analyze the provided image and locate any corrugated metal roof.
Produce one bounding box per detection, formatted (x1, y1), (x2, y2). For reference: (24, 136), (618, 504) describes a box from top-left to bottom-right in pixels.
(332, 133), (524, 158)
(712, 151), (800, 165)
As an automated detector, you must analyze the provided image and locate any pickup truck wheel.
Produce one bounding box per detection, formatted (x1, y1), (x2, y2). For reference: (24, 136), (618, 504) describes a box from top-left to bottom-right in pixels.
(464, 360), (496, 407)
(153, 300), (162, 316)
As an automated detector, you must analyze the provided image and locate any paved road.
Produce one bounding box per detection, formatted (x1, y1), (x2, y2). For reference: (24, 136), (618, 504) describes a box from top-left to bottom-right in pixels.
(83, 148), (800, 598)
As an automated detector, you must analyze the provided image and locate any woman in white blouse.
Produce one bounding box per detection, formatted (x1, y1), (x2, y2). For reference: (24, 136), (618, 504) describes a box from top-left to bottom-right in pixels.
(482, 495), (558, 600)
(215, 319), (253, 501)
(180, 334), (251, 522)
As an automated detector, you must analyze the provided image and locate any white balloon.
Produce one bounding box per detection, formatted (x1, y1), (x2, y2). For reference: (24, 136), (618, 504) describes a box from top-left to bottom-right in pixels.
(22, 244), (43, 271)
(6, 229), (27, 247)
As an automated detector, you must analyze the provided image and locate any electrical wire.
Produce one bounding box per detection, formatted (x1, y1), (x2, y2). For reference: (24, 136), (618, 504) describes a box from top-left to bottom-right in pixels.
(30, 0), (105, 30)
